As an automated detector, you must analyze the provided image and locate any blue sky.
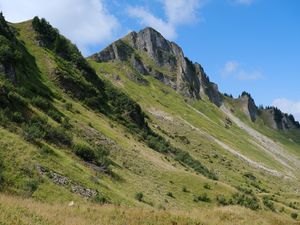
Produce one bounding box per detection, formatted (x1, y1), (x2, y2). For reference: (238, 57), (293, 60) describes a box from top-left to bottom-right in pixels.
(1, 0), (299, 120)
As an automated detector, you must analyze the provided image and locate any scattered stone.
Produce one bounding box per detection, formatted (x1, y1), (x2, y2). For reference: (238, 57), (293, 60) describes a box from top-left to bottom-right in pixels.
(50, 172), (69, 185)
(36, 165), (97, 198)
(71, 185), (97, 198)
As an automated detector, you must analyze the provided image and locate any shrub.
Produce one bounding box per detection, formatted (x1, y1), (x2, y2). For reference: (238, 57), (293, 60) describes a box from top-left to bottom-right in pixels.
(45, 126), (72, 146)
(216, 195), (228, 206)
(135, 192), (143, 202)
(94, 146), (111, 171)
(74, 144), (95, 162)
(61, 117), (72, 129)
(47, 109), (62, 122)
(8, 91), (28, 106)
(23, 123), (45, 142)
(182, 186), (188, 192)
(92, 195), (109, 205)
(32, 96), (50, 111)
(11, 111), (24, 123)
(291, 212), (298, 220)
(204, 183), (211, 190)
(195, 193), (210, 203)
(167, 192), (174, 198)
(263, 196), (276, 211)
(25, 179), (38, 193)
(231, 193), (260, 210)
(40, 144), (55, 155)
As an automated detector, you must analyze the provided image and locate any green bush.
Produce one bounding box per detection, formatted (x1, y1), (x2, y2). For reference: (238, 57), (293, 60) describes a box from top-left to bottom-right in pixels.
(61, 117), (72, 129)
(182, 186), (188, 192)
(25, 179), (39, 194)
(74, 144), (96, 162)
(216, 195), (228, 206)
(204, 183), (211, 190)
(40, 145), (55, 155)
(92, 195), (109, 205)
(135, 192), (143, 202)
(291, 212), (298, 220)
(73, 144), (111, 173)
(32, 96), (50, 111)
(47, 109), (62, 122)
(23, 122), (45, 142)
(167, 192), (174, 198)
(8, 91), (28, 106)
(194, 193), (210, 203)
(45, 126), (72, 146)
(263, 196), (276, 211)
(94, 146), (111, 171)
(11, 111), (24, 123)
(230, 193), (260, 210)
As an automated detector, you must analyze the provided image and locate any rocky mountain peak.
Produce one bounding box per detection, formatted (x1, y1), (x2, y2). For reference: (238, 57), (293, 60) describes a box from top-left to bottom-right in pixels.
(91, 27), (222, 106)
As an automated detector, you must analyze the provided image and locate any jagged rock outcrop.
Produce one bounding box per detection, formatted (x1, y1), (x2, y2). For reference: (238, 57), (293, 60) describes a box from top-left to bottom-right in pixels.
(91, 27), (222, 106)
(196, 63), (222, 106)
(236, 92), (258, 122)
(261, 107), (300, 130)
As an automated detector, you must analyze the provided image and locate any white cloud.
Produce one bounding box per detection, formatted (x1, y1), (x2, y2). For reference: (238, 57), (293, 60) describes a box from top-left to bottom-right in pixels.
(163, 0), (201, 25)
(237, 70), (263, 80)
(127, 7), (176, 39)
(233, 0), (253, 5)
(223, 60), (239, 74)
(127, 0), (204, 40)
(221, 60), (263, 81)
(272, 98), (300, 122)
(0, 0), (119, 55)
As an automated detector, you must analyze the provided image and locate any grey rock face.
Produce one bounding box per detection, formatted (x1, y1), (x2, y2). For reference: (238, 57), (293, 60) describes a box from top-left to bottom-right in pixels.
(92, 27), (222, 106)
(196, 63), (222, 106)
(263, 108), (300, 130)
(92, 40), (134, 62)
(127, 28), (178, 71)
(237, 94), (257, 122)
(131, 55), (148, 75)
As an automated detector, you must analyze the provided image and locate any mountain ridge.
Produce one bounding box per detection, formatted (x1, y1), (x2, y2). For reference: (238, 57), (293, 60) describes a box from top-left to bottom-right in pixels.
(91, 26), (300, 130)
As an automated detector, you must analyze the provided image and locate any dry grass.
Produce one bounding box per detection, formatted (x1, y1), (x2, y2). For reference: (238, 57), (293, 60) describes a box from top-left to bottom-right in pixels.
(0, 194), (298, 225)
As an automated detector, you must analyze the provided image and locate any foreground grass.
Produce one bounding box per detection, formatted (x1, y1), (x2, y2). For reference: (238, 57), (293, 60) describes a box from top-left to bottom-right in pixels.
(0, 194), (297, 225)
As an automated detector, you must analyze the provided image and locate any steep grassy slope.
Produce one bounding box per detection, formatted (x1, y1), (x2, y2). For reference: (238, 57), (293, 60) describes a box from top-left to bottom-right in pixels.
(0, 15), (299, 224)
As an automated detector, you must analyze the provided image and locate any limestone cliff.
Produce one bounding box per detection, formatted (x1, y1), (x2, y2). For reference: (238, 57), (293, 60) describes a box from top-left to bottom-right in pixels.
(91, 27), (222, 106)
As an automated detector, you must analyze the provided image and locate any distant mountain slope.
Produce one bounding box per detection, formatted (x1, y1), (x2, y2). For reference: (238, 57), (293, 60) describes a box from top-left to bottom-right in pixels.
(0, 14), (299, 224)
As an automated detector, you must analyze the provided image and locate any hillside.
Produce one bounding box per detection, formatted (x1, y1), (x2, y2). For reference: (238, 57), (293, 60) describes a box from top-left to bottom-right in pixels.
(0, 14), (300, 224)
